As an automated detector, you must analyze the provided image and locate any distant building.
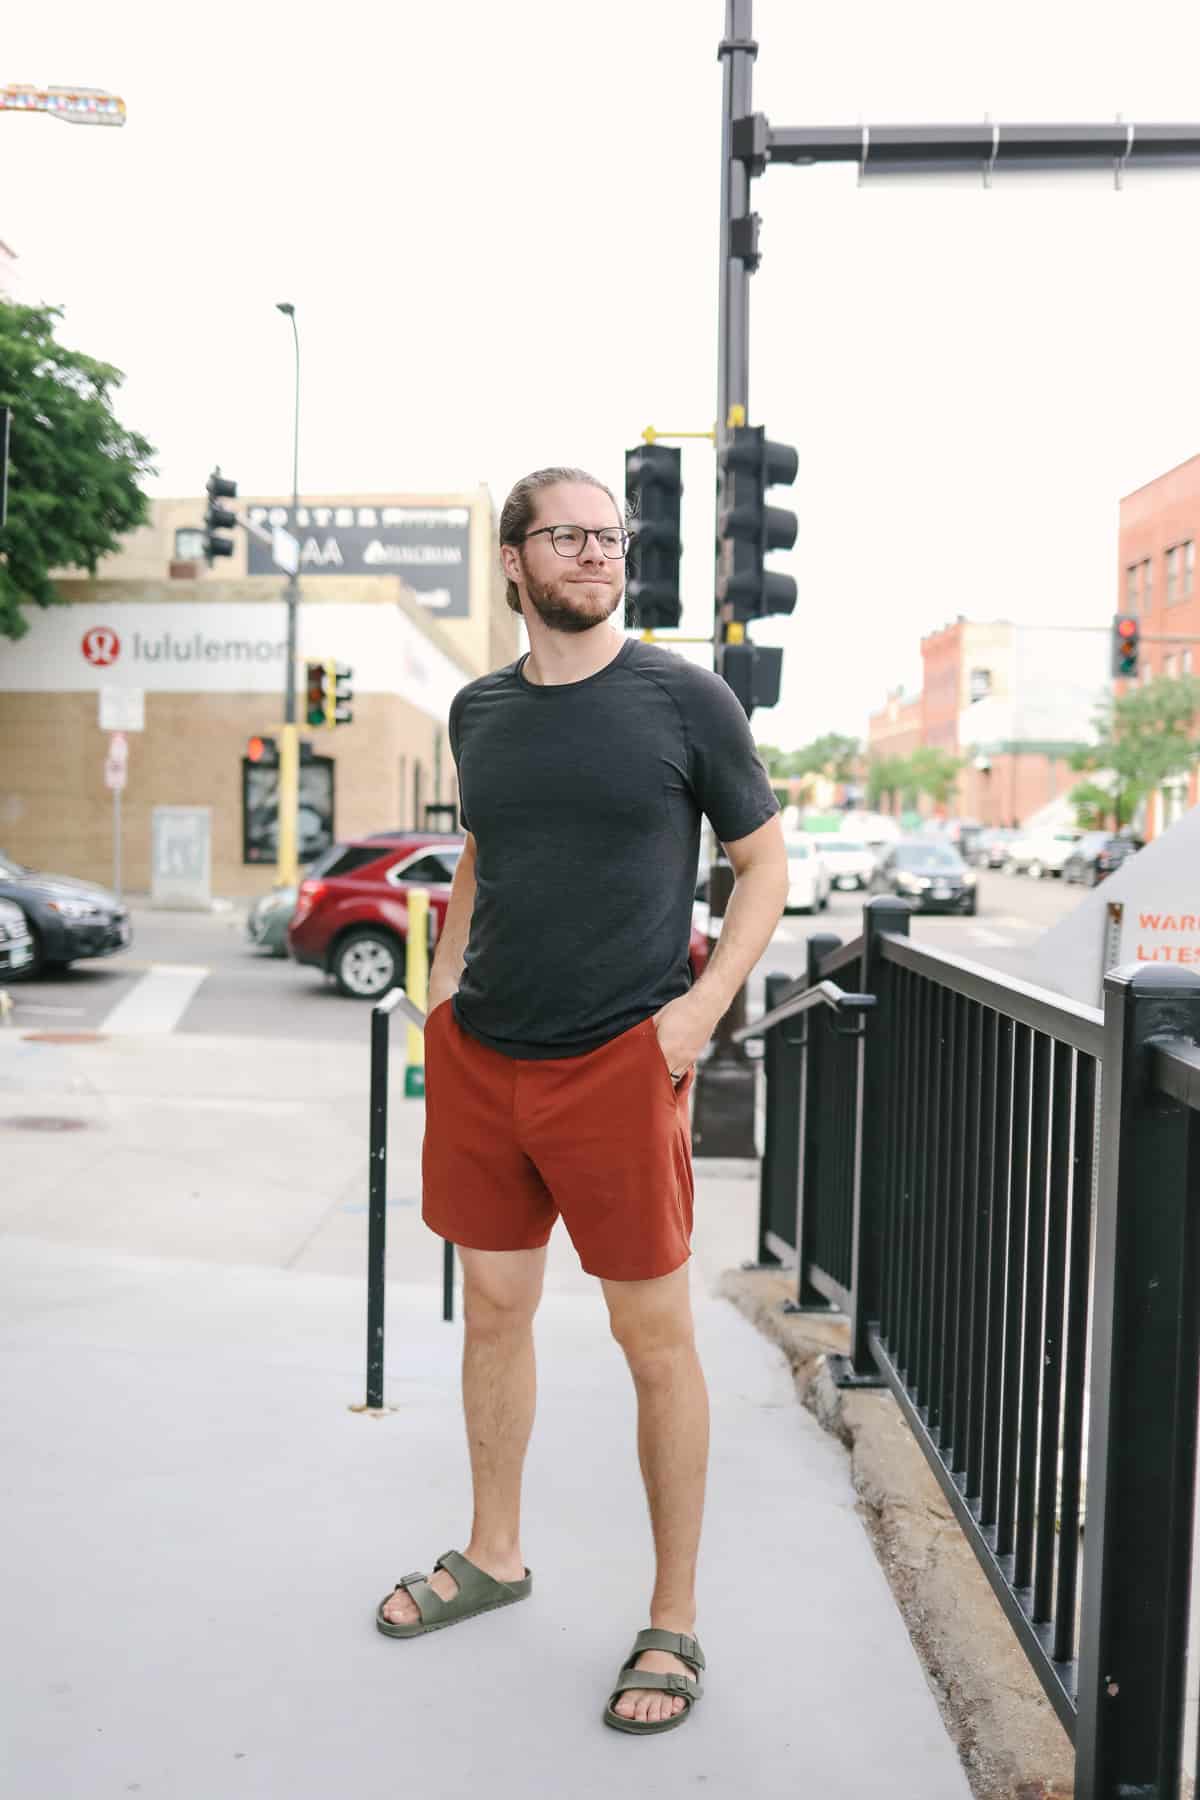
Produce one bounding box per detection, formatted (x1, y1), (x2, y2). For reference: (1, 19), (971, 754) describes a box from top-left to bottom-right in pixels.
(1118, 454), (1200, 834)
(867, 688), (922, 761)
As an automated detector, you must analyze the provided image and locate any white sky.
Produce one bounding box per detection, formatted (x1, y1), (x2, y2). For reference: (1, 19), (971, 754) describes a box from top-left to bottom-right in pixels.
(5, 0), (1200, 749)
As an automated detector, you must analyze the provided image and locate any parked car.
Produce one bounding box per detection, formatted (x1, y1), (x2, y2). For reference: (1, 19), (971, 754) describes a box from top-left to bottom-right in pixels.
(807, 834), (876, 892)
(288, 832), (712, 999)
(0, 849), (132, 978)
(0, 897), (35, 976)
(783, 836), (831, 914)
(1004, 830), (1082, 880)
(1061, 832), (1143, 886)
(869, 840), (978, 915)
(971, 827), (1018, 869)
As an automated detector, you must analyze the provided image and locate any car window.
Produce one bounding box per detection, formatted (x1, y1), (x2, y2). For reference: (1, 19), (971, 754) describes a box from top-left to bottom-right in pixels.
(820, 840), (865, 853)
(786, 841), (810, 860)
(314, 845), (391, 880)
(895, 844), (963, 871)
(392, 850), (462, 885)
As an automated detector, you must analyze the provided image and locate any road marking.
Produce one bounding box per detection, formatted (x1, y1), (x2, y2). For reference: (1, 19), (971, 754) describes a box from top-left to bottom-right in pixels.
(99, 963), (209, 1034)
(988, 915), (1041, 932)
(9, 1002), (88, 1016)
(967, 927), (1017, 949)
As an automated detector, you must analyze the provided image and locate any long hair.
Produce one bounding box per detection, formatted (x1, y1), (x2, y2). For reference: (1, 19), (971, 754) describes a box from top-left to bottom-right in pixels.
(498, 466), (625, 615)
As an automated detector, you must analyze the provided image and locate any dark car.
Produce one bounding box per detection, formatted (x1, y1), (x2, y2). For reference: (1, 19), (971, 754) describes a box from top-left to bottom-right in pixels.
(0, 849), (132, 978)
(869, 839), (978, 915)
(289, 831), (712, 1000)
(1061, 832), (1143, 886)
(972, 827), (1018, 869)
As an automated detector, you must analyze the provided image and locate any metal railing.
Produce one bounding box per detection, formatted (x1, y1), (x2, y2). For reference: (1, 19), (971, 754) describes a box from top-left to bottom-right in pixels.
(739, 896), (1200, 1800)
(364, 988), (457, 1413)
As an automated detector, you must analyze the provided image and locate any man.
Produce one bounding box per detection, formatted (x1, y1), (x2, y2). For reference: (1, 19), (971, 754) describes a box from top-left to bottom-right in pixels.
(375, 467), (788, 1735)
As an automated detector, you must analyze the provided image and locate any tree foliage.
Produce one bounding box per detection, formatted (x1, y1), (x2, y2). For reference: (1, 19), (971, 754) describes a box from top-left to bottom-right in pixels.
(866, 746), (962, 811)
(1071, 675), (1200, 828)
(0, 299), (157, 640)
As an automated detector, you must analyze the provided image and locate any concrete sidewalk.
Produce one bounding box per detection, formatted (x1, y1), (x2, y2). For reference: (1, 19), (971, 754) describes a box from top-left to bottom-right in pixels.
(0, 1025), (971, 1800)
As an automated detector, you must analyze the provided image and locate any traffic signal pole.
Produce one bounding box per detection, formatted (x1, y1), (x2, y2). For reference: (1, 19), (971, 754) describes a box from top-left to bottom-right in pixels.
(697, 0), (1200, 1166)
(276, 304), (302, 891)
(691, 0), (761, 1161)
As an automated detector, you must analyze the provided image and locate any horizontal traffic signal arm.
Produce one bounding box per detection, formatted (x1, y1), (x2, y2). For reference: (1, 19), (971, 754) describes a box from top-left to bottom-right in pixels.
(732, 115), (1200, 174)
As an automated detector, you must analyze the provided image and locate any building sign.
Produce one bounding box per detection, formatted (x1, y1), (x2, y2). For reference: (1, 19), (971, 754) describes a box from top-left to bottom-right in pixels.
(243, 755), (335, 867)
(244, 503), (471, 618)
(3, 602), (467, 721)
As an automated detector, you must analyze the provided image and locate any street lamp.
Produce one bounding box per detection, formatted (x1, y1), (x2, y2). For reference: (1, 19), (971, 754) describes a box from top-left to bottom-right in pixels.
(274, 301), (301, 886)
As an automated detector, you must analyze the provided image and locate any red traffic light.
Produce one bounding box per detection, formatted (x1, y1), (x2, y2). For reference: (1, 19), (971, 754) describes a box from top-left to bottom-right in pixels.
(247, 735), (277, 764)
(1117, 617), (1137, 639)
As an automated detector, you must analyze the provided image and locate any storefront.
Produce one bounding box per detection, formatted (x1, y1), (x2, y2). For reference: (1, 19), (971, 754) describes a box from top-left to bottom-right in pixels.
(0, 489), (518, 898)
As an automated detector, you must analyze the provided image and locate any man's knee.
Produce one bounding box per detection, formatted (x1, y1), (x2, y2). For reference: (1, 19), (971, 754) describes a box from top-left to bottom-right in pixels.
(602, 1263), (695, 1362)
(459, 1244), (546, 1329)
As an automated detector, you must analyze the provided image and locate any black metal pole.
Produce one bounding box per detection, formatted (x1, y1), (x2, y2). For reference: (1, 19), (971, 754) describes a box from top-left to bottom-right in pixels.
(787, 930), (842, 1312)
(366, 994), (392, 1410)
(842, 898), (911, 1377)
(1075, 963), (1200, 1798)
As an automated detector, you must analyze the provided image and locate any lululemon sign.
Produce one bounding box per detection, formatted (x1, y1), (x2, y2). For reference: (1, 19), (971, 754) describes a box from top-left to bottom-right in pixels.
(82, 625), (121, 667)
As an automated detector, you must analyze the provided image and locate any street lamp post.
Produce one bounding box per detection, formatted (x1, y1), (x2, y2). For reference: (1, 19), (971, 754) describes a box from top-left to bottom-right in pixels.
(275, 301), (301, 888)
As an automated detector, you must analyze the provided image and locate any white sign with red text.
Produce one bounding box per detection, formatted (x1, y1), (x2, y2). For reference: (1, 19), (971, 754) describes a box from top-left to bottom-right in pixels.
(1029, 806), (1200, 1007)
(4, 601), (466, 721)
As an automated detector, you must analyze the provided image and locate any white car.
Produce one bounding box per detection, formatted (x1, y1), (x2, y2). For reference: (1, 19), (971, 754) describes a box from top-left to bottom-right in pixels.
(784, 837), (831, 914)
(808, 834), (877, 892)
(1005, 830), (1082, 880)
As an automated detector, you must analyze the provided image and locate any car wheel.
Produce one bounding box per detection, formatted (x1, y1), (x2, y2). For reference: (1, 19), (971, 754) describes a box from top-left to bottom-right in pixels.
(818, 889), (830, 912)
(964, 895), (978, 916)
(331, 927), (403, 999)
(1029, 860), (1044, 881)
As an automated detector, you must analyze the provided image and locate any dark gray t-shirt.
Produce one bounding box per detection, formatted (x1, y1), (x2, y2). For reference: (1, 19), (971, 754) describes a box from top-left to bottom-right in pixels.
(448, 634), (780, 1059)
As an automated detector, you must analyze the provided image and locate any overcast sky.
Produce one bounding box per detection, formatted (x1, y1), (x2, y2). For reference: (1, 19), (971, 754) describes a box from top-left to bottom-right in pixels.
(5, 0), (1200, 748)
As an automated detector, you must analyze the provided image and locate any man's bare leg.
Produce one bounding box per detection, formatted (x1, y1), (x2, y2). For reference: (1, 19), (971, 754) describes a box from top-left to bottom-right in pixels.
(382, 1245), (545, 1624)
(601, 1263), (710, 1724)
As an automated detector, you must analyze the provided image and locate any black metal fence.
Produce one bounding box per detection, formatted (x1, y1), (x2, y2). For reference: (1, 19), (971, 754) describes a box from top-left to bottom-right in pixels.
(741, 897), (1200, 1800)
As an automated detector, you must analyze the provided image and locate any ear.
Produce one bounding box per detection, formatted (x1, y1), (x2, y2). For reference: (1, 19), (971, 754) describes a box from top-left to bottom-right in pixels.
(500, 542), (523, 585)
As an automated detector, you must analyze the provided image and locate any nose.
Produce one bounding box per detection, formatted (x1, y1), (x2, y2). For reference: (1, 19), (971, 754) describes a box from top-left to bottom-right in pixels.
(576, 531), (608, 567)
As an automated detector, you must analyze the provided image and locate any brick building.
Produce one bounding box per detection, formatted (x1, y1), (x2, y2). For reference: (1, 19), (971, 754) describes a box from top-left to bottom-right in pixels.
(0, 490), (519, 897)
(1118, 454), (1200, 833)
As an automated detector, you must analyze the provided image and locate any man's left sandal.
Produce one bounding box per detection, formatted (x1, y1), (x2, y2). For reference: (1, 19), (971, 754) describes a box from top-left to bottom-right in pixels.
(602, 1628), (705, 1735)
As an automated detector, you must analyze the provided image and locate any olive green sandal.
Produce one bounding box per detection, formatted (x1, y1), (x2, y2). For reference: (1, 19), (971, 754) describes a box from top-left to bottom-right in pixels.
(375, 1549), (532, 1639)
(603, 1628), (705, 1734)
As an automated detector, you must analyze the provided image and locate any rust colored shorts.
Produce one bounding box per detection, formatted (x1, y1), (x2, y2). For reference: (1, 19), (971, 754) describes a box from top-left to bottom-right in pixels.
(421, 999), (696, 1282)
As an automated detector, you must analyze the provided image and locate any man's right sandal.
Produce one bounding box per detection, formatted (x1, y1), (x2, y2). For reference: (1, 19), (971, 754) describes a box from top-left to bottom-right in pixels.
(375, 1549), (532, 1639)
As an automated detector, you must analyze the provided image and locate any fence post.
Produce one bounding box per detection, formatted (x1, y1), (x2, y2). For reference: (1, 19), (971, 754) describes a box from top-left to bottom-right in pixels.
(787, 931), (843, 1311)
(1075, 963), (1200, 1799)
(749, 971), (803, 1269)
(832, 897), (911, 1384)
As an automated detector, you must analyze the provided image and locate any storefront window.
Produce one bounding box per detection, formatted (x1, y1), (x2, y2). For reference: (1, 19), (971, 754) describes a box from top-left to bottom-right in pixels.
(242, 755), (335, 866)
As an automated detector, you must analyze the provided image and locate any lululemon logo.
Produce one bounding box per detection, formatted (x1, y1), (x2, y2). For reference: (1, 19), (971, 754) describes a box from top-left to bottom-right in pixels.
(82, 626), (121, 666)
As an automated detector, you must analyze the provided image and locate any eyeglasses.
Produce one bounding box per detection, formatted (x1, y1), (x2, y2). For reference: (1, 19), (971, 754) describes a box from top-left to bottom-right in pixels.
(521, 524), (629, 559)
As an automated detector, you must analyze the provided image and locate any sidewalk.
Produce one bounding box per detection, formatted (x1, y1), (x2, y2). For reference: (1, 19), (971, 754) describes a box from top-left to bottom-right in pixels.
(0, 1024), (971, 1800)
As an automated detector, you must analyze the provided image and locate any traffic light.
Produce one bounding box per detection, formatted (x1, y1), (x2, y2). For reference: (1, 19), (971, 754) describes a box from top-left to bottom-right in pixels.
(1112, 614), (1140, 679)
(247, 735), (278, 765)
(624, 443), (683, 631)
(304, 659), (354, 728)
(718, 640), (783, 720)
(716, 425), (798, 620)
(204, 467), (238, 564)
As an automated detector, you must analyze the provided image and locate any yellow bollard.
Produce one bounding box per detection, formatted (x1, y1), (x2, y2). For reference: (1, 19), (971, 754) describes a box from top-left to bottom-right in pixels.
(404, 887), (430, 1099)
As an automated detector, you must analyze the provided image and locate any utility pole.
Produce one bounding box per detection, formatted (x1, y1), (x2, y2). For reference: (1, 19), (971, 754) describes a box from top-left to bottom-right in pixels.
(275, 302), (301, 890)
(696, 0), (1200, 1164)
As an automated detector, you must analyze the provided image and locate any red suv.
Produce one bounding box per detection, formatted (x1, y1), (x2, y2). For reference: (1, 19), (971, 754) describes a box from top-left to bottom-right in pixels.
(287, 830), (712, 1000)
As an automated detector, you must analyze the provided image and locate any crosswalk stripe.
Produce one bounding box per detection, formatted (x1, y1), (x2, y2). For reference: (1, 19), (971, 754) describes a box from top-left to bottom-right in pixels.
(99, 964), (209, 1034)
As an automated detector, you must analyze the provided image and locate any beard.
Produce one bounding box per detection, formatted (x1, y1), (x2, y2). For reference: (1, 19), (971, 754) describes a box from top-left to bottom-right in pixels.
(520, 559), (625, 635)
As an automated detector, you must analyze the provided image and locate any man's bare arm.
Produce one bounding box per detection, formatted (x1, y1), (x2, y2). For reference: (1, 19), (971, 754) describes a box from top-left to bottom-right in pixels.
(683, 813), (790, 1033)
(426, 832), (477, 1011)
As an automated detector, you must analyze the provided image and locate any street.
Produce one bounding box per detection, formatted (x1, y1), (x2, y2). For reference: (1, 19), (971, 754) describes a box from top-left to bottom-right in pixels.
(1, 869), (1086, 1045)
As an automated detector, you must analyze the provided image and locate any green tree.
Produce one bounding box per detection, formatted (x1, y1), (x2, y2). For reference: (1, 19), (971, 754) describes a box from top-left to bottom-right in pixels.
(1069, 779), (1118, 831)
(1072, 675), (1200, 827)
(907, 745), (963, 810)
(797, 732), (861, 783)
(866, 753), (909, 812)
(0, 299), (157, 640)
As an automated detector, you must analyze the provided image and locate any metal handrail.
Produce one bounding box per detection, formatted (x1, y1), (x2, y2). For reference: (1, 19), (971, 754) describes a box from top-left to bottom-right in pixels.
(878, 931), (1105, 1059)
(1153, 1036), (1200, 1110)
(731, 978), (876, 1044)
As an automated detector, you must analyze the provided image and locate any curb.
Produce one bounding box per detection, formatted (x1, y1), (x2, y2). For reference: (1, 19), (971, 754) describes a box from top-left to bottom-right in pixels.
(717, 1265), (1074, 1800)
